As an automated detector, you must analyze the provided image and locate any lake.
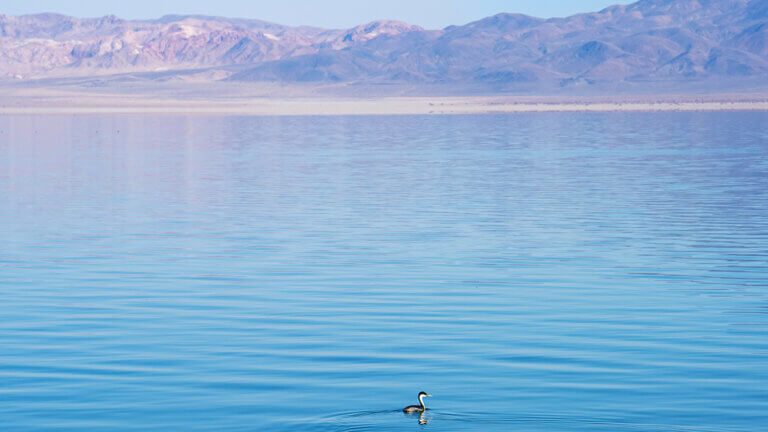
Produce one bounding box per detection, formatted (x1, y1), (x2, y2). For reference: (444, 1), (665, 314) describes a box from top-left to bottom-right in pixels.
(0, 112), (767, 431)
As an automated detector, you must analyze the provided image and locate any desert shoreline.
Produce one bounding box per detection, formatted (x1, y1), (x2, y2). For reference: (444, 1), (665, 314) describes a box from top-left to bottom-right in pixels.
(2, 93), (768, 115)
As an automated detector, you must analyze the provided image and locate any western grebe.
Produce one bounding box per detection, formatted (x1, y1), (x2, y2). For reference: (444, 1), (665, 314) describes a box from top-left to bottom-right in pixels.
(403, 391), (432, 413)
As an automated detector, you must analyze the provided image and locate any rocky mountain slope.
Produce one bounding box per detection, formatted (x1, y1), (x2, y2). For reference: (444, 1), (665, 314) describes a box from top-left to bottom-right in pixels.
(0, 13), (419, 78)
(1, 0), (767, 91)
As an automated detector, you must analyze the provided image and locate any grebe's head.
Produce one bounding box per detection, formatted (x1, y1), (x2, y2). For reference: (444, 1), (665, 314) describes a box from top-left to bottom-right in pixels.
(418, 391), (432, 398)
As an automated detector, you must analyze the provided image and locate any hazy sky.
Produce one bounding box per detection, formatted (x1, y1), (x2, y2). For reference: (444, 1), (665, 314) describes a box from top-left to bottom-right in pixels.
(2, 0), (630, 29)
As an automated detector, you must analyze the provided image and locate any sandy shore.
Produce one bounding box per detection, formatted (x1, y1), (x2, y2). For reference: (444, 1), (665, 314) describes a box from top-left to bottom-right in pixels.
(1, 88), (767, 115)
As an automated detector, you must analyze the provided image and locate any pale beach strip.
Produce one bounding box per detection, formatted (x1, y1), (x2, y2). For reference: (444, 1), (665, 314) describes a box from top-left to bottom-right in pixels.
(2, 95), (768, 115)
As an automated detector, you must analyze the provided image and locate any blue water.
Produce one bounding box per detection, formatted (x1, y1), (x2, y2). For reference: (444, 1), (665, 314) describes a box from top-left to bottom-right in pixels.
(0, 112), (767, 431)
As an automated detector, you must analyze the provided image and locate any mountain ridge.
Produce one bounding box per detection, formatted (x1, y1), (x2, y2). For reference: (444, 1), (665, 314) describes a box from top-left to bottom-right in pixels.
(1, 0), (767, 92)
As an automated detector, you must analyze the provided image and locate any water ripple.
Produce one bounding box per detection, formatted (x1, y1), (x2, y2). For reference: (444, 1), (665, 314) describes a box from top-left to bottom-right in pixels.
(1, 113), (767, 431)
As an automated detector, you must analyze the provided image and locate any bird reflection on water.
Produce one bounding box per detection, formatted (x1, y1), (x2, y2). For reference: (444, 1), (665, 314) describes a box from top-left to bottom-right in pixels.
(403, 410), (430, 425)
(418, 411), (429, 425)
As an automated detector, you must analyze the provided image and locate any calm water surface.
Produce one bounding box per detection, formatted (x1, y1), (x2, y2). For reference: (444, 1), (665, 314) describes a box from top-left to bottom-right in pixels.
(0, 113), (767, 431)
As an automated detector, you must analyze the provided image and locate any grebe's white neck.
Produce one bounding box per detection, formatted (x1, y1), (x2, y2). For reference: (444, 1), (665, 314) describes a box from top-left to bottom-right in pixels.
(419, 393), (428, 408)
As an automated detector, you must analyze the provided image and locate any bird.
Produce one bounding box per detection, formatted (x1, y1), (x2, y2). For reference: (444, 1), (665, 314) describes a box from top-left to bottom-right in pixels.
(403, 391), (432, 413)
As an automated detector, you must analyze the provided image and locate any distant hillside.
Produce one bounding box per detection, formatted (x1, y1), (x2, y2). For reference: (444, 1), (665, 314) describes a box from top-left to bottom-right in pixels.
(1, 0), (767, 92)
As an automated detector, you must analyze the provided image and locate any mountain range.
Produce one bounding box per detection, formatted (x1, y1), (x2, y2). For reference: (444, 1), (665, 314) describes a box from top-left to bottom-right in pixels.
(1, 0), (767, 92)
